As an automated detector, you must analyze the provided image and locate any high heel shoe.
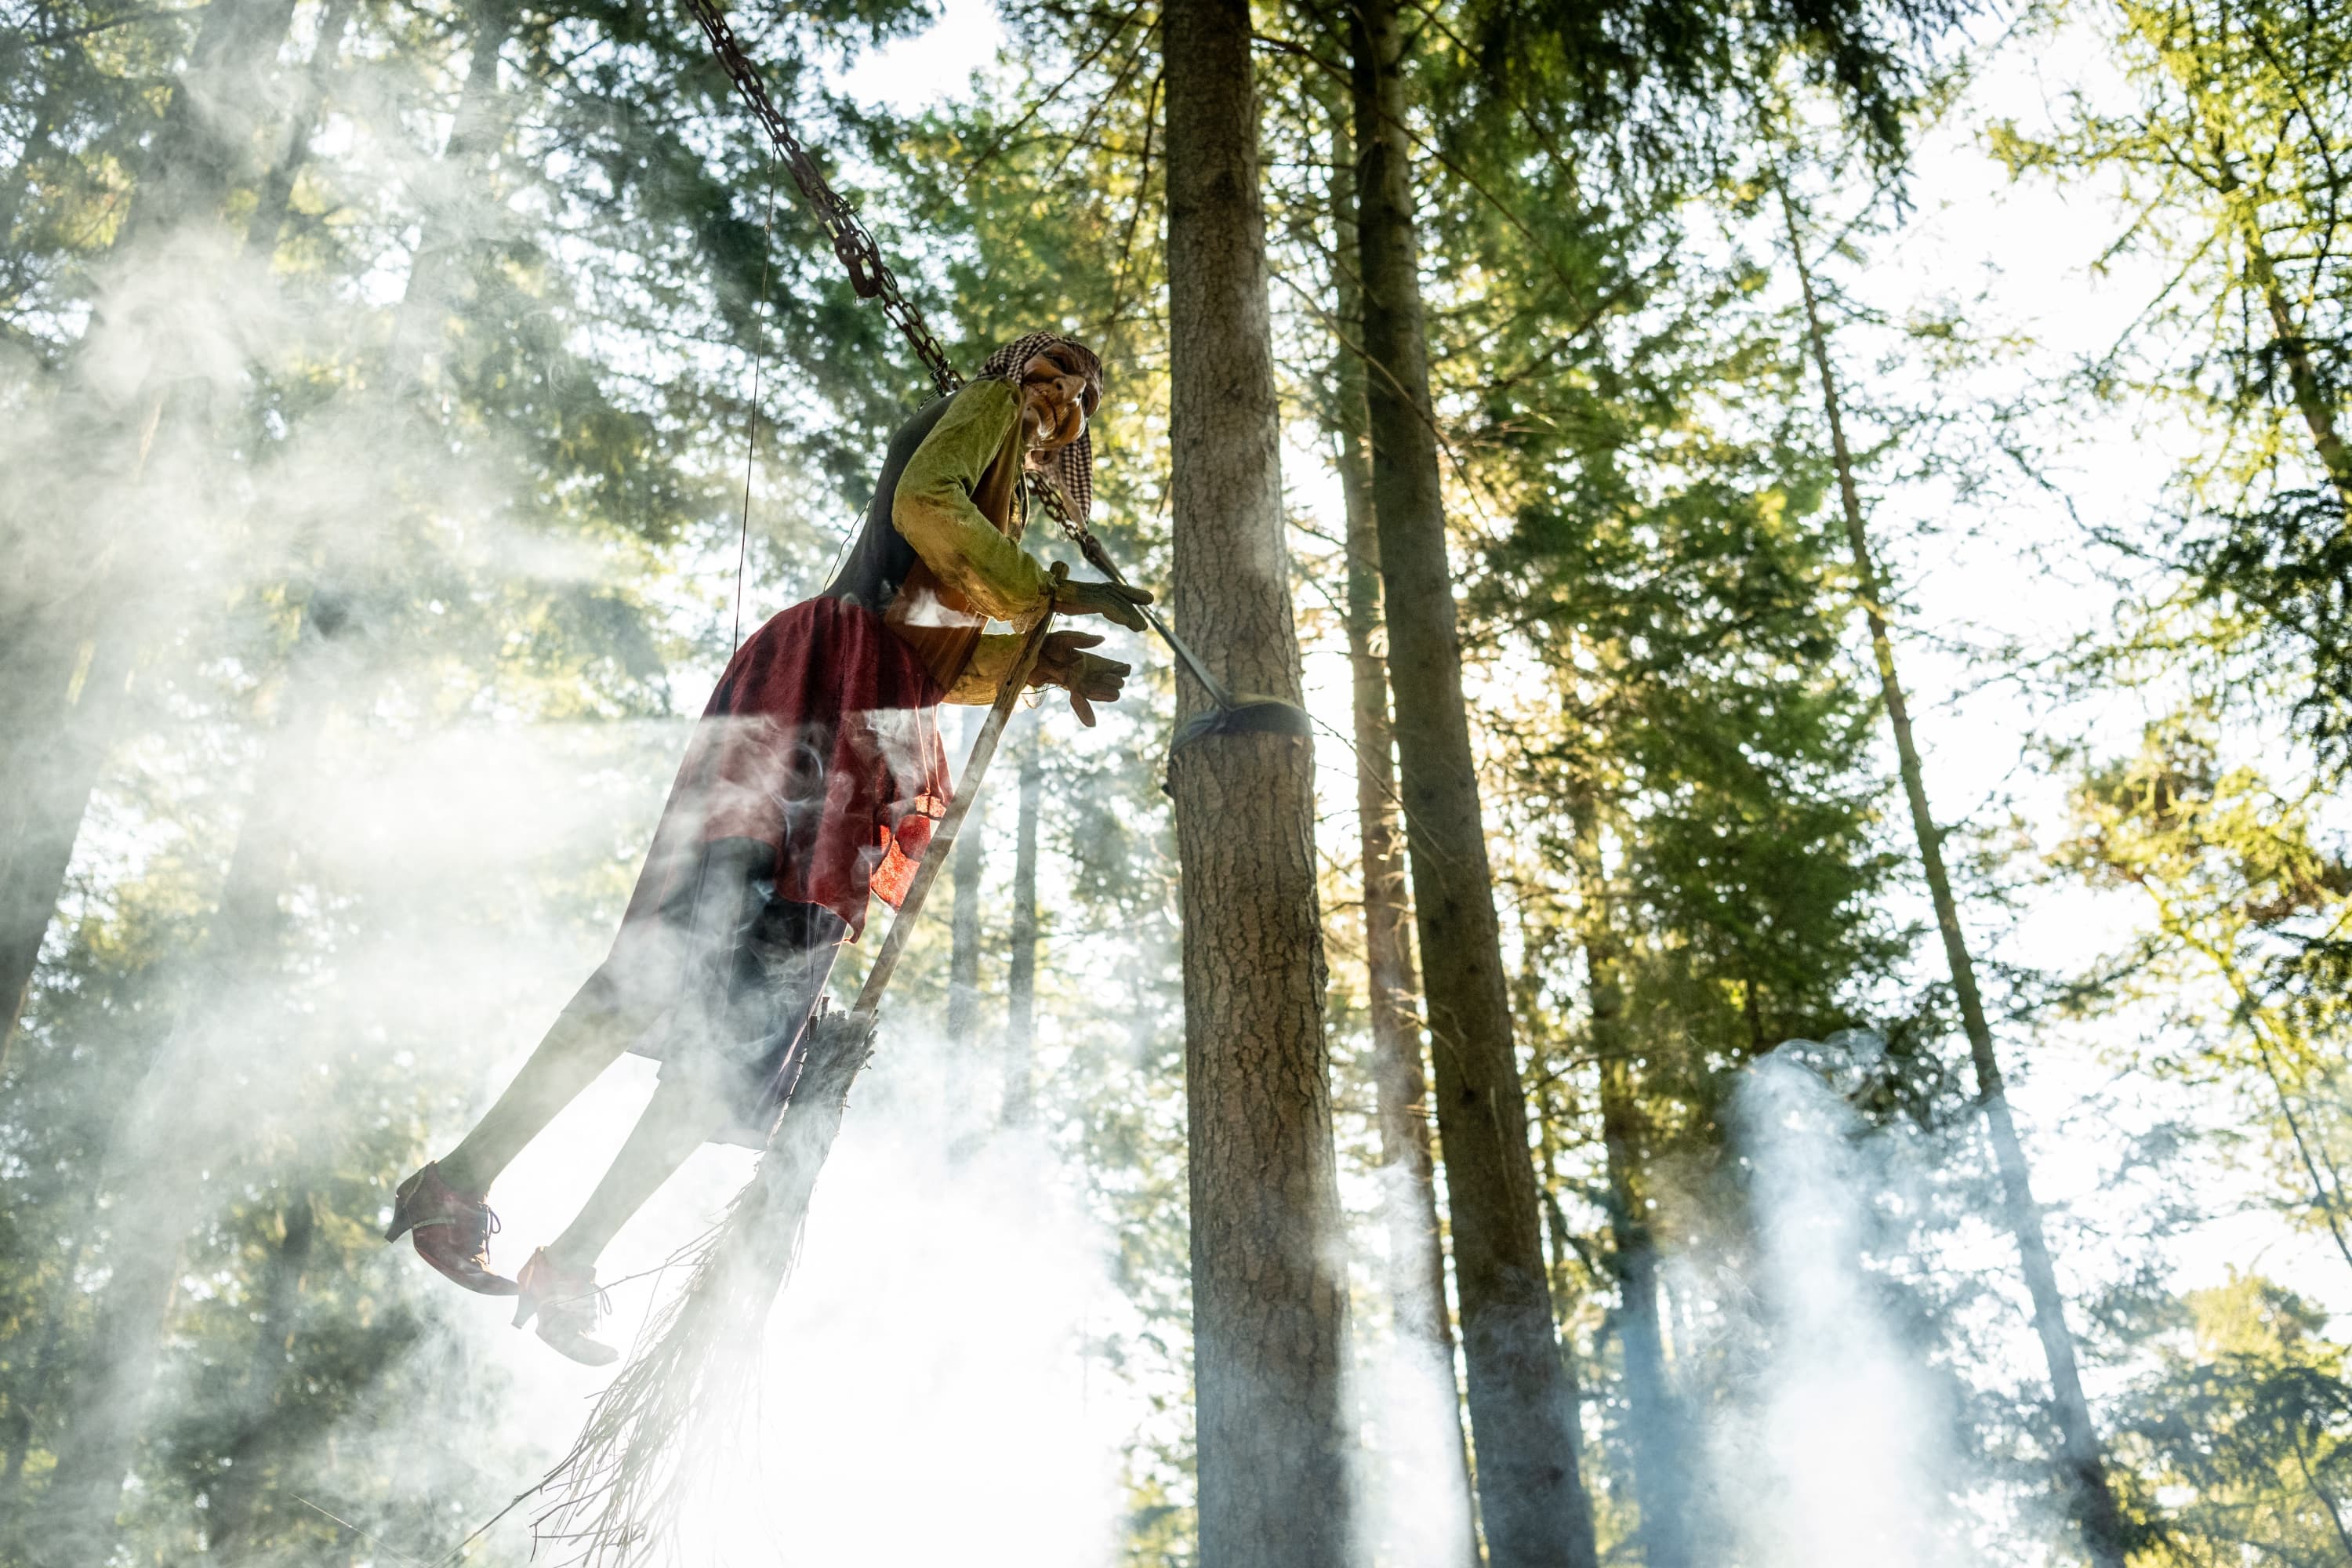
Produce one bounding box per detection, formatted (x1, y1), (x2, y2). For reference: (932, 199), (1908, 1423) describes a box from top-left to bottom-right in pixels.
(385, 1162), (519, 1297)
(513, 1247), (619, 1367)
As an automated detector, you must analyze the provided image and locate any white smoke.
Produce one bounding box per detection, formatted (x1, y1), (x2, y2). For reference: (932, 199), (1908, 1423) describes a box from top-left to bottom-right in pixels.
(372, 1018), (1128, 1566)
(1718, 1038), (1969, 1568)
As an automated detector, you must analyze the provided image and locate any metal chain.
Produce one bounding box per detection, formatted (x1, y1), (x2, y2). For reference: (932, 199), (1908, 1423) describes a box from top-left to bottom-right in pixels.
(686, 0), (962, 397)
(683, 0), (1106, 557)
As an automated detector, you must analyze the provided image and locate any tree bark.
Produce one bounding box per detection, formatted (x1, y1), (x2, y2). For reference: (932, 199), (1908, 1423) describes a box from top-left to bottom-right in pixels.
(0, 0), (335, 1060)
(1348, 0), (1596, 1561)
(1782, 188), (2131, 1568)
(1004, 720), (1041, 1126)
(1328, 104), (1483, 1568)
(387, 0), (515, 395)
(0, 0), (307, 1058)
(243, 0), (359, 260)
(0, 18), (66, 292)
(1163, 0), (1353, 1558)
(2234, 204), (2352, 511)
(0, 629), (135, 1063)
(2136, 28), (2352, 512)
(117, 0), (301, 254)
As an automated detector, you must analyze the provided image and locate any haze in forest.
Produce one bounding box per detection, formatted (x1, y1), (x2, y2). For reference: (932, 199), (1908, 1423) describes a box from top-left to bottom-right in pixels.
(2, 0), (2347, 1563)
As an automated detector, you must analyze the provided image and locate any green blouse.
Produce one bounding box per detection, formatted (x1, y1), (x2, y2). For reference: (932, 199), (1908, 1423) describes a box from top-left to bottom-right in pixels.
(890, 379), (1053, 702)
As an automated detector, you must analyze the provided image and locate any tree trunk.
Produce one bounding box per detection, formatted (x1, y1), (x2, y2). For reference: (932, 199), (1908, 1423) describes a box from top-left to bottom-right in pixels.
(0, 629), (135, 1062)
(948, 706), (987, 1052)
(1004, 720), (1041, 1127)
(0, 0), (321, 1060)
(243, 0), (359, 260)
(1591, 975), (1693, 1568)
(204, 1192), (314, 1552)
(2235, 206), (2352, 511)
(1328, 105), (1483, 1568)
(1782, 188), (2130, 1568)
(118, 0), (301, 252)
(387, 0), (514, 395)
(31, 605), (345, 1566)
(1348, 0), (1595, 1561)
(2134, 29), (2352, 512)
(1163, 0), (1353, 1558)
(0, 39), (65, 290)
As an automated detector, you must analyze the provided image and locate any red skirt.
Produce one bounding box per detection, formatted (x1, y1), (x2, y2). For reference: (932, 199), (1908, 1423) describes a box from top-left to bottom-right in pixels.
(612, 597), (952, 947)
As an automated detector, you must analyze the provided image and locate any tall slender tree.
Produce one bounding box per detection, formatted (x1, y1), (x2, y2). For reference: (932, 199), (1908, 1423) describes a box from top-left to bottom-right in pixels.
(1163, 0), (1353, 1555)
(1571, 808), (1693, 1568)
(1782, 189), (2133, 1568)
(0, 0), (309, 1054)
(33, 596), (353, 1563)
(1347, 0), (1596, 1558)
(1326, 86), (1483, 1568)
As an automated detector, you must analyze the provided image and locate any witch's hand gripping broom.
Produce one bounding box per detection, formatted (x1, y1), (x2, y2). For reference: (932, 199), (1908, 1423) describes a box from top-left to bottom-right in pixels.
(535, 568), (1068, 1566)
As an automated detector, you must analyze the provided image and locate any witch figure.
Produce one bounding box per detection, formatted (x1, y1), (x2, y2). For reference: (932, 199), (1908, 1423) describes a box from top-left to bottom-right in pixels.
(385, 335), (1145, 1363)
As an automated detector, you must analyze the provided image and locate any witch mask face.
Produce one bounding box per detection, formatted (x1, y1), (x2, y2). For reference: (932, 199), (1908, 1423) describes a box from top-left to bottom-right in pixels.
(1019, 345), (1099, 454)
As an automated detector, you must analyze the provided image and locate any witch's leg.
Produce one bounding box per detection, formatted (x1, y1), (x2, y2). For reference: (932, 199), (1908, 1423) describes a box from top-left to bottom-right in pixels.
(539, 1075), (728, 1270)
(390, 961), (668, 1295)
(434, 838), (777, 1195)
(541, 899), (846, 1271)
(433, 972), (652, 1196)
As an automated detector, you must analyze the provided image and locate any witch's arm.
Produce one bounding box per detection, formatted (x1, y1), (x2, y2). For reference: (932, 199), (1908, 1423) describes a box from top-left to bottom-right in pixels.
(891, 379), (1051, 619)
(890, 379), (1060, 703)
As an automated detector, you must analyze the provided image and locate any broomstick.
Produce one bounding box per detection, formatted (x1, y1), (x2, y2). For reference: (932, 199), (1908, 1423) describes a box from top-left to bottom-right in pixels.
(533, 567), (1067, 1565)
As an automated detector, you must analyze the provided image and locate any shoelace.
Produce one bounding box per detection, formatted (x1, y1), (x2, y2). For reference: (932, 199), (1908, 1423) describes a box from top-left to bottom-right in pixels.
(534, 1263), (613, 1326)
(412, 1186), (501, 1258)
(451, 1201), (500, 1261)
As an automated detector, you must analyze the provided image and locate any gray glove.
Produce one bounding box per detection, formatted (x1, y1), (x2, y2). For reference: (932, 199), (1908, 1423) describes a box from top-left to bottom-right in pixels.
(1052, 577), (1153, 633)
(1029, 630), (1131, 727)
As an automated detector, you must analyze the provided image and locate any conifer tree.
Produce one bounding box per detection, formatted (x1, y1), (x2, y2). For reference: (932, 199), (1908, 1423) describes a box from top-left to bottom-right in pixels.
(1782, 189), (2133, 1568)
(1163, 0), (1353, 1556)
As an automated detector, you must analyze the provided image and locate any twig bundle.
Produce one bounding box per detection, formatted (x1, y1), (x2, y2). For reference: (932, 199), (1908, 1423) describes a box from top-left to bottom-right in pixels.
(532, 1009), (877, 1566)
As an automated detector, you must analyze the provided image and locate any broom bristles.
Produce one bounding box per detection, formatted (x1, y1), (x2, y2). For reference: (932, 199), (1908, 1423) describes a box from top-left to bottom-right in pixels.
(533, 1010), (879, 1566)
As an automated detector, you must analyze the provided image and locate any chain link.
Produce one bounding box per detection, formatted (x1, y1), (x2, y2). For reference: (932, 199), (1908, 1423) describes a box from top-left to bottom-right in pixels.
(685, 0), (964, 397)
(684, 0), (1106, 557)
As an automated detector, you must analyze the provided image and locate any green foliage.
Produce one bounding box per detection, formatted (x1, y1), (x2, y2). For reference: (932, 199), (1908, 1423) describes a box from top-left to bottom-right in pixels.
(2, 0), (2348, 1560)
(2110, 1273), (2352, 1566)
(2059, 717), (2352, 1271)
(1994, 0), (2352, 764)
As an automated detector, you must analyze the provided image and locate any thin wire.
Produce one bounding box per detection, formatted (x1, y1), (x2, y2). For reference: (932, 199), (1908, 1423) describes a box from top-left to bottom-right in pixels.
(734, 146), (781, 652)
(426, 1472), (561, 1568)
(292, 1495), (434, 1567)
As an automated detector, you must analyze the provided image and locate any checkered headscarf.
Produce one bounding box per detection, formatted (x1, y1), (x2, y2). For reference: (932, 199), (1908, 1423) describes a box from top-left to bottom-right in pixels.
(977, 333), (1103, 522)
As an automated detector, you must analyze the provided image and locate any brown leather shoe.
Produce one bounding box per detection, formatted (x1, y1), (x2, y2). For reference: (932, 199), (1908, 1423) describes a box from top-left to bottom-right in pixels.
(513, 1248), (619, 1367)
(386, 1163), (519, 1297)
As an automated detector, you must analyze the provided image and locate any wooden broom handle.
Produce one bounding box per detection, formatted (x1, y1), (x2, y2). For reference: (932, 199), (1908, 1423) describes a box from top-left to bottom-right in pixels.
(848, 561), (1066, 1018)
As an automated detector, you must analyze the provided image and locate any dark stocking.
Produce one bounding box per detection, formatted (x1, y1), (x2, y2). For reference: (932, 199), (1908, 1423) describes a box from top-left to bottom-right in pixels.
(434, 838), (778, 1197)
(434, 975), (651, 1197)
(543, 895), (845, 1272)
(543, 1073), (729, 1269)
